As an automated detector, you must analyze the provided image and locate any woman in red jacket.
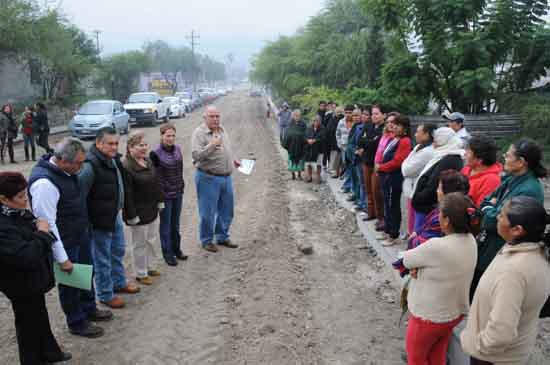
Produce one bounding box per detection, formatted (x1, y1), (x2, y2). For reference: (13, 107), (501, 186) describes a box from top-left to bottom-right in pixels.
(376, 114), (412, 246)
(461, 135), (502, 206)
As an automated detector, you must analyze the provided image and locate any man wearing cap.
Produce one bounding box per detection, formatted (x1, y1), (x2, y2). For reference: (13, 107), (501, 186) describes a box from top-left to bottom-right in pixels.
(192, 106), (241, 253)
(444, 111), (470, 147)
(278, 102), (292, 144)
(29, 137), (111, 338)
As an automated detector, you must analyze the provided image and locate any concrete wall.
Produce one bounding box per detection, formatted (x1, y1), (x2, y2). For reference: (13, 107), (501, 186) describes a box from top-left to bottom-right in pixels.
(0, 59), (40, 105)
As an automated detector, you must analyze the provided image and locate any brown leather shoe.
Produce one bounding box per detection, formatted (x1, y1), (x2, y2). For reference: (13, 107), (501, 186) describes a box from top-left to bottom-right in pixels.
(147, 270), (161, 277)
(115, 282), (140, 294)
(100, 296), (125, 309)
(136, 277), (153, 285)
(217, 240), (238, 249)
(202, 243), (219, 252)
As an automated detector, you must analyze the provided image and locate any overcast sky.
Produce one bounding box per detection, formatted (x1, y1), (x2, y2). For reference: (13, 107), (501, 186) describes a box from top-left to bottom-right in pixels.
(58, 0), (325, 67)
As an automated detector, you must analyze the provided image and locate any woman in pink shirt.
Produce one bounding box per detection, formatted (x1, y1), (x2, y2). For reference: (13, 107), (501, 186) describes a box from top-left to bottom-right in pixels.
(374, 113), (396, 232)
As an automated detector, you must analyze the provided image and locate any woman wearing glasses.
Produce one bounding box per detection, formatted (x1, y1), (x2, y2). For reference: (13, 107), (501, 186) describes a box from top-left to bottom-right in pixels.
(470, 138), (546, 299)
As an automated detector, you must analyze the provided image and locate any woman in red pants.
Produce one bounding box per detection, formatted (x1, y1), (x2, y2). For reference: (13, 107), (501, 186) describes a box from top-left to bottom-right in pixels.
(402, 192), (478, 365)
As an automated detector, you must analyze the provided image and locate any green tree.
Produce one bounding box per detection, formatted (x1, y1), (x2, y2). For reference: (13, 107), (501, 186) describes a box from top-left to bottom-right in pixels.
(361, 0), (550, 112)
(31, 11), (99, 100)
(99, 50), (151, 101)
(0, 0), (39, 57)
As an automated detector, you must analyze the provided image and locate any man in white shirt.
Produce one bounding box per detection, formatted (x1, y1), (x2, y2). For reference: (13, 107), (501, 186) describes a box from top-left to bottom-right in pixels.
(444, 111), (470, 147)
(29, 137), (112, 338)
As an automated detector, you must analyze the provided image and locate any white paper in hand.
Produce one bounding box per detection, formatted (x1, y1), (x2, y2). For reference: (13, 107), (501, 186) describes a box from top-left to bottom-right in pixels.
(238, 159), (255, 175)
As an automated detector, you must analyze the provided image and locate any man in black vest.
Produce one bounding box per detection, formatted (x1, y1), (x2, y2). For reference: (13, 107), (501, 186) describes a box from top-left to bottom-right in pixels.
(29, 137), (112, 338)
(80, 127), (140, 309)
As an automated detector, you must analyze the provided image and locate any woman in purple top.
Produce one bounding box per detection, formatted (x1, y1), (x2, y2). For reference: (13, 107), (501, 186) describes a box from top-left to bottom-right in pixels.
(149, 123), (186, 266)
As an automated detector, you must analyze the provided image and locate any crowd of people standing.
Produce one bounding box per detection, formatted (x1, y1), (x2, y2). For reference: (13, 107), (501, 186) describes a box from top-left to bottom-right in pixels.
(278, 101), (550, 365)
(0, 102), (54, 164)
(0, 106), (239, 364)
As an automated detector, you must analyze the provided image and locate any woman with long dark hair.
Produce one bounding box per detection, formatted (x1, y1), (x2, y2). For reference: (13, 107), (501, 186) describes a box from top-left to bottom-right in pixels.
(34, 102), (53, 154)
(376, 114), (412, 245)
(462, 196), (550, 365)
(1, 104), (18, 163)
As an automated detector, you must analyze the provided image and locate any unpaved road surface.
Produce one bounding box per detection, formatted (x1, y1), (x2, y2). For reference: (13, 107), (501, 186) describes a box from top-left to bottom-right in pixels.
(7, 92), (548, 364)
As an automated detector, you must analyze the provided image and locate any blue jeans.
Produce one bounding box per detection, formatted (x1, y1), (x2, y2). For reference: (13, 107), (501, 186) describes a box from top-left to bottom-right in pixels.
(91, 214), (127, 302)
(355, 164), (366, 209)
(58, 230), (97, 330)
(159, 194), (183, 258)
(195, 170), (234, 245)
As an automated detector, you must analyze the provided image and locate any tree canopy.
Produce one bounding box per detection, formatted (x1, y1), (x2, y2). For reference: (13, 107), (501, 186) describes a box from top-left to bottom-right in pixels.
(252, 0), (550, 114)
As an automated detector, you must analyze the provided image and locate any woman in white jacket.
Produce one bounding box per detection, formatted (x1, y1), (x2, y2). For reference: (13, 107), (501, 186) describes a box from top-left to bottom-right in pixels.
(401, 124), (437, 235)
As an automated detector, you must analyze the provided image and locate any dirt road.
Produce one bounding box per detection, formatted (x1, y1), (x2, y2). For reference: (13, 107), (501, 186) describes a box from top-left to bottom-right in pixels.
(0, 92), (406, 364)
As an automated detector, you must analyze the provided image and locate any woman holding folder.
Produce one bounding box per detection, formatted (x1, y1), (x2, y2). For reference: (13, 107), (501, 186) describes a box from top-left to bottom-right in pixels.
(0, 172), (71, 364)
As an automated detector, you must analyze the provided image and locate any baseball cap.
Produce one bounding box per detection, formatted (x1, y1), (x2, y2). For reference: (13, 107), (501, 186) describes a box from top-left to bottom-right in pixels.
(442, 111), (465, 123)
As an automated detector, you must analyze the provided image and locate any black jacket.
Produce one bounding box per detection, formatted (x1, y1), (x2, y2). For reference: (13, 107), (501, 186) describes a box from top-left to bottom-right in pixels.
(304, 126), (325, 162)
(325, 113), (342, 152)
(357, 122), (383, 167)
(0, 209), (56, 299)
(123, 156), (164, 226)
(85, 145), (125, 232)
(33, 110), (49, 133)
(411, 154), (464, 214)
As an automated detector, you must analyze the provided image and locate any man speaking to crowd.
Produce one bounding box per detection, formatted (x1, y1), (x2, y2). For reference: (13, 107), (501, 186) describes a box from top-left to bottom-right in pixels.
(191, 106), (240, 253)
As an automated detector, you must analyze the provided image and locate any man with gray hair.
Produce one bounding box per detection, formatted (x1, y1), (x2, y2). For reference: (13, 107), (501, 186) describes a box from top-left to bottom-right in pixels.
(29, 137), (111, 338)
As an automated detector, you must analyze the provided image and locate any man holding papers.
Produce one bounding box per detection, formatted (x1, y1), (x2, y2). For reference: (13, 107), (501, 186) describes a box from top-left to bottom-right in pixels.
(29, 138), (111, 338)
(192, 106), (241, 253)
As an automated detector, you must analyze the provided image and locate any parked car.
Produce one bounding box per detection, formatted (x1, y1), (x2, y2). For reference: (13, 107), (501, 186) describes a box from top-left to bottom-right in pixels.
(69, 100), (129, 139)
(248, 89), (262, 97)
(177, 97), (192, 113)
(175, 91), (201, 110)
(163, 96), (185, 118)
(124, 92), (170, 126)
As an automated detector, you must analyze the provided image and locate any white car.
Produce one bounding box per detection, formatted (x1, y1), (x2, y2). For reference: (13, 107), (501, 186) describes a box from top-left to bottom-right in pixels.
(124, 92), (170, 126)
(163, 97), (185, 118)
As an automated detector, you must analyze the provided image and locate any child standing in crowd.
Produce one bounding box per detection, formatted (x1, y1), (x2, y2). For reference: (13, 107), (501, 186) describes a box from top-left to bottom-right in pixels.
(303, 115), (325, 184)
(403, 193), (478, 365)
(462, 196), (550, 365)
(376, 114), (412, 246)
(401, 124), (436, 235)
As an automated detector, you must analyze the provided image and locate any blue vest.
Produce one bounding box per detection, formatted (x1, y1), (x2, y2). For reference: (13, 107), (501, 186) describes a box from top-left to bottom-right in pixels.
(28, 156), (88, 248)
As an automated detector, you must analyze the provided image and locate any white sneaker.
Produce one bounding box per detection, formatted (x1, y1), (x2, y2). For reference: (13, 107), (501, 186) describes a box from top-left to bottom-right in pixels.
(375, 232), (387, 240)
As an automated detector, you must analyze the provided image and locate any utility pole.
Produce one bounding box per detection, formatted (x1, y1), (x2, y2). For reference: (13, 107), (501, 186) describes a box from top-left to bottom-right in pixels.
(186, 30), (200, 92)
(93, 30), (102, 55)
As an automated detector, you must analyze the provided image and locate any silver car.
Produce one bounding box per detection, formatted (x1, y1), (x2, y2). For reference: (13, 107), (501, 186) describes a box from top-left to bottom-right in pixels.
(69, 100), (130, 138)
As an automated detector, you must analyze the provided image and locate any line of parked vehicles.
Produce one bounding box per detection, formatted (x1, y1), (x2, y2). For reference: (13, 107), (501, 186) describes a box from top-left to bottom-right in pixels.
(68, 87), (232, 138)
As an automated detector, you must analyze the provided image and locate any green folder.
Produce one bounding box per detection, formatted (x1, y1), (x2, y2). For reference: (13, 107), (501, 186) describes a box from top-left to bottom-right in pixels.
(54, 263), (93, 291)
